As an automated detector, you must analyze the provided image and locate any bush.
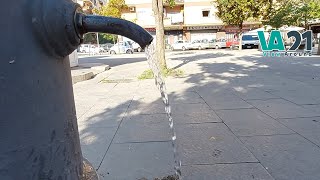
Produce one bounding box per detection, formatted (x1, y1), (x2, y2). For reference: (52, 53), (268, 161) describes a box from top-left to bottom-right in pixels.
(138, 68), (184, 80)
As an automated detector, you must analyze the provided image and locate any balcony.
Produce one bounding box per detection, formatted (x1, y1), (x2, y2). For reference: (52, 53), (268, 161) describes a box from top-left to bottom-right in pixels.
(164, 13), (184, 27)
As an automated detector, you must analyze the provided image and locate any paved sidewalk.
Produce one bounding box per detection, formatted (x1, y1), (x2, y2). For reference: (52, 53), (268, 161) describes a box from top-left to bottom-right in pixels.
(74, 49), (320, 180)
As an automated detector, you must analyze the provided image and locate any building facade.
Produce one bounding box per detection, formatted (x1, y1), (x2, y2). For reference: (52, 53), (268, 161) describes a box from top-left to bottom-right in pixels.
(122, 0), (261, 45)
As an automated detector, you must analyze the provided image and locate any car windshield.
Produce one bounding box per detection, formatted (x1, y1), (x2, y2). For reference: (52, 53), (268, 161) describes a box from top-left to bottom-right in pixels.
(242, 35), (259, 40)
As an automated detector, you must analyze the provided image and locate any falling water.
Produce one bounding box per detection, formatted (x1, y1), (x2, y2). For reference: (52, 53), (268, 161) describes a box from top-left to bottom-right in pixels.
(145, 42), (182, 179)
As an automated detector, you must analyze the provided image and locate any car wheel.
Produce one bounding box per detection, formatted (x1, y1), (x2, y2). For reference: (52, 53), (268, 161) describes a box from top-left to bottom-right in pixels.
(198, 46), (202, 50)
(215, 45), (219, 50)
(137, 47), (142, 52)
(182, 46), (186, 51)
(126, 49), (133, 54)
(110, 50), (116, 55)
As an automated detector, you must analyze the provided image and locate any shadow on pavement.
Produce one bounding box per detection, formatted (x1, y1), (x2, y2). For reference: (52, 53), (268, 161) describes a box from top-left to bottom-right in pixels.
(79, 56), (146, 68)
(77, 52), (320, 180)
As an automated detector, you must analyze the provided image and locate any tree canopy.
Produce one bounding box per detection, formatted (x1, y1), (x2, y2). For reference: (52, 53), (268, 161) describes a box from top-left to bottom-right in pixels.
(93, 0), (127, 18)
(214, 0), (271, 31)
(265, 0), (320, 28)
(88, 0), (128, 44)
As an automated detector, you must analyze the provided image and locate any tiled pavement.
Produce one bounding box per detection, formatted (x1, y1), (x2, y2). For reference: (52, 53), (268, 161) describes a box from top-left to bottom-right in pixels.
(74, 50), (320, 180)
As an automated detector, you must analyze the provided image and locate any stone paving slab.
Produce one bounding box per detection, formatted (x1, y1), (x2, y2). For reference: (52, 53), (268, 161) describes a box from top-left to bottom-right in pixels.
(195, 89), (253, 110)
(240, 134), (320, 180)
(268, 90), (320, 105)
(255, 78), (308, 92)
(181, 163), (274, 180)
(77, 104), (128, 128)
(207, 99), (254, 110)
(79, 126), (117, 168)
(232, 87), (278, 100)
(176, 123), (258, 165)
(303, 104), (320, 114)
(247, 99), (320, 119)
(114, 114), (171, 143)
(169, 91), (205, 104)
(133, 91), (205, 104)
(278, 117), (320, 147)
(171, 103), (216, 115)
(128, 101), (166, 115)
(98, 142), (175, 180)
(173, 112), (222, 124)
(216, 109), (294, 136)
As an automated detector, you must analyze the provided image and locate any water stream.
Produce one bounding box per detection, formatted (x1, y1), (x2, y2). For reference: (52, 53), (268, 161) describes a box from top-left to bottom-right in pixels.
(145, 42), (182, 179)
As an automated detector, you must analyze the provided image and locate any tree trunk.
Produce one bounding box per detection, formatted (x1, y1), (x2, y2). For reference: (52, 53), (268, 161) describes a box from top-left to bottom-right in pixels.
(317, 39), (320, 55)
(152, 0), (167, 69)
(239, 23), (243, 50)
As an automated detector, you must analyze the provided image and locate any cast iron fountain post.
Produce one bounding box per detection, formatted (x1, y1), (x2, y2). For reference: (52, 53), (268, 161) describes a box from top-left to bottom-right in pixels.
(0, 0), (152, 179)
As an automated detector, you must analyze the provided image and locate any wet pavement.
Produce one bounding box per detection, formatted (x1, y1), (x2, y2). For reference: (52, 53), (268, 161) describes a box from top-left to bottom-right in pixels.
(74, 49), (320, 180)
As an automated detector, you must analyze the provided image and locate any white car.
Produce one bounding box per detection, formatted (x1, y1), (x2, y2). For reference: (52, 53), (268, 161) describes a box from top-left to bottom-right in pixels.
(79, 44), (102, 53)
(109, 41), (134, 54)
(187, 39), (209, 50)
(241, 34), (259, 49)
(209, 39), (227, 49)
(171, 40), (189, 51)
(131, 42), (143, 52)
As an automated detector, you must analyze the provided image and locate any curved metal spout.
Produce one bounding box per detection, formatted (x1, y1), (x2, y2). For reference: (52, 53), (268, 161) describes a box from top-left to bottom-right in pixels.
(76, 14), (153, 49)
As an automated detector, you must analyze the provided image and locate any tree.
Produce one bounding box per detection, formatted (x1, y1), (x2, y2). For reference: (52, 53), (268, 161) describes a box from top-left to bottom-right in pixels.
(265, 0), (320, 54)
(214, 0), (271, 49)
(152, 0), (175, 69)
(265, 0), (320, 28)
(264, 2), (296, 29)
(93, 0), (127, 18)
(295, 0), (320, 29)
(93, 0), (128, 45)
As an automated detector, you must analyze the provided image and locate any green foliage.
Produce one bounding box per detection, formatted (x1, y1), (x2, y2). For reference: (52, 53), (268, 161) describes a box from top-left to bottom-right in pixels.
(91, 0), (127, 44)
(83, 33), (116, 44)
(165, 0), (176, 8)
(265, 0), (320, 28)
(99, 33), (117, 44)
(138, 69), (154, 80)
(93, 0), (127, 18)
(264, 2), (295, 28)
(83, 33), (96, 44)
(214, 0), (271, 30)
(138, 68), (184, 80)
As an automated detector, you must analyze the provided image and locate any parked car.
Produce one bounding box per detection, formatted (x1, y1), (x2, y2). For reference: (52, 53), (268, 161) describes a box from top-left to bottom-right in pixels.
(200, 39), (210, 49)
(226, 39), (239, 49)
(241, 34), (259, 49)
(187, 39), (208, 50)
(171, 40), (189, 51)
(109, 41), (134, 54)
(209, 39), (227, 49)
(131, 42), (143, 52)
(79, 44), (102, 53)
(100, 43), (113, 52)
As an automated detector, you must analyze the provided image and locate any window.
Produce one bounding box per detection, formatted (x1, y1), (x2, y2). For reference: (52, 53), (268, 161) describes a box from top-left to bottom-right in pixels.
(202, 10), (210, 17)
(201, 39), (209, 43)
